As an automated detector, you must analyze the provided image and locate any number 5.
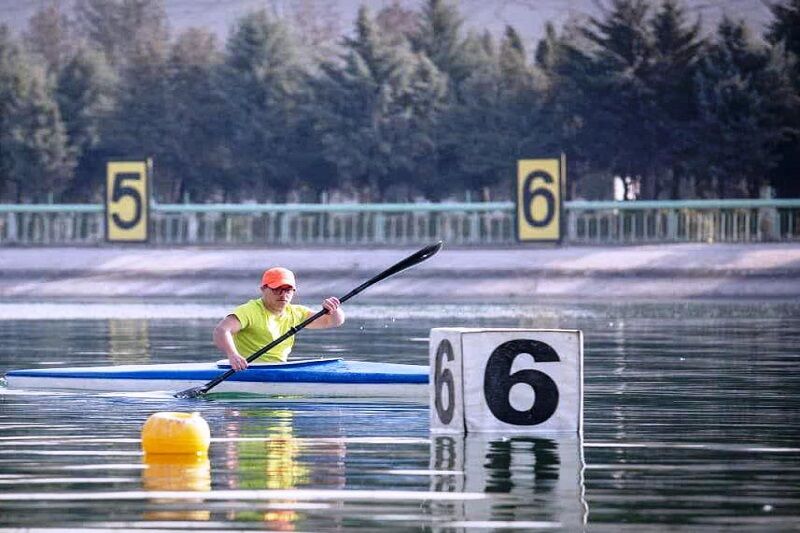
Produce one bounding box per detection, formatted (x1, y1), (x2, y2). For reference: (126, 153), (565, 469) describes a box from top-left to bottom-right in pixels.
(111, 173), (143, 230)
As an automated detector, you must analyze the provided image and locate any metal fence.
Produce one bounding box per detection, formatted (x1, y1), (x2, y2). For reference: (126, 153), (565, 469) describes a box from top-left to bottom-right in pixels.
(1, 199), (799, 245)
(567, 199), (800, 244)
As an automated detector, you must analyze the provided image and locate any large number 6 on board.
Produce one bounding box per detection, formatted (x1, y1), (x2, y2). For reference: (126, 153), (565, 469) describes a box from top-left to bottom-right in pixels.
(483, 339), (560, 426)
(434, 339), (455, 424)
(522, 170), (556, 228)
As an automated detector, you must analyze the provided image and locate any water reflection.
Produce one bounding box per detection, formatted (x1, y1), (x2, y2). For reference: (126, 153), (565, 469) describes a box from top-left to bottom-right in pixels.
(431, 434), (587, 529)
(141, 453), (211, 520)
(108, 319), (150, 365)
(217, 408), (347, 529)
(1, 299), (798, 531)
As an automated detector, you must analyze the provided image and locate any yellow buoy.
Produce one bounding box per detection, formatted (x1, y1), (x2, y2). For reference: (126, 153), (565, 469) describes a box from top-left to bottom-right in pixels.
(141, 412), (210, 455)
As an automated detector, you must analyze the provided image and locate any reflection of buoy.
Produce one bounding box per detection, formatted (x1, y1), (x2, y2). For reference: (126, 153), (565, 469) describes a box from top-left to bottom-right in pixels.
(142, 412), (210, 455)
(143, 453), (211, 491)
(142, 453), (211, 521)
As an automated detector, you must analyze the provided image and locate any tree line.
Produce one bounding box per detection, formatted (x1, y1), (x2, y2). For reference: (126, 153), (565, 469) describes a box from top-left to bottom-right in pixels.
(0, 0), (798, 204)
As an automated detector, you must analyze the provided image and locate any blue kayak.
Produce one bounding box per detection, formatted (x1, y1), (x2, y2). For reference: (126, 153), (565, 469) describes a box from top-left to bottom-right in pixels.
(4, 358), (429, 401)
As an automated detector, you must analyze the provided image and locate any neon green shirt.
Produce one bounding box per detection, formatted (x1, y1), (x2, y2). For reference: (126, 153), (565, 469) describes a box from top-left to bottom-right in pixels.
(231, 298), (312, 362)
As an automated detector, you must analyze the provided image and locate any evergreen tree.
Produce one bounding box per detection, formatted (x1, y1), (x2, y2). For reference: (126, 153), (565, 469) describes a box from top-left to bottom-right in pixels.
(74, 0), (169, 68)
(694, 18), (791, 197)
(56, 46), (117, 200)
(543, 0), (703, 199)
(767, 0), (800, 61)
(765, 0), (800, 197)
(219, 10), (308, 201)
(102, 48), (172, 198)
(314, 7), (447, 200)
(535, 22), (559, 74)
(0, 26), (73, 202)
(535, 21), (605, 198)
(534, 22), (591, 150)
(535, 0), (657, 198)
(287, 0), (341, 58)
(499, 26), (531, 91)
(23, 0), (74, 74)
(163, 28), (226, 201)
(582, 0), (662, 197)
(72, 0), (172, 198)
(411, 1), (515, 197)
(376, 2), (418, 46)
(410, 0), (474, 92)
(444, 25), (547, 198)
(402, 52), (449, 199)
(5, 0), (792, 204)
(648, 0), (704, 197)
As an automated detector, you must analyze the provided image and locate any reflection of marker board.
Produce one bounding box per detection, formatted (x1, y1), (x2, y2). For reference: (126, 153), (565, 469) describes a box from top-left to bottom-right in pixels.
(430, 434), (587, 529)
(429, 328), (583, 434)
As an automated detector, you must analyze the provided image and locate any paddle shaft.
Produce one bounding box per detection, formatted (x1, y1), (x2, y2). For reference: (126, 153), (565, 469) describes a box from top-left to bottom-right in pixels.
(178, 241), (442, 397)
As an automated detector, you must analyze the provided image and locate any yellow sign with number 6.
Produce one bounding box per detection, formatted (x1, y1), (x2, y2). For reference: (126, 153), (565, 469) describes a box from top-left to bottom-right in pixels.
(106, 160), (150, 242)
(516, 157), (564, 242)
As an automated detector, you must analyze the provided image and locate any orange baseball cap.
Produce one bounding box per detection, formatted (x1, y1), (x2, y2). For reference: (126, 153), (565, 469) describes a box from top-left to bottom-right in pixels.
(261, 267), (296, 289)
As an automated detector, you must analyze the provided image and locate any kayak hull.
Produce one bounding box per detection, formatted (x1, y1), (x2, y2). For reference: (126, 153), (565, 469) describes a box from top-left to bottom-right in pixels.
(4, 358), (429, 402)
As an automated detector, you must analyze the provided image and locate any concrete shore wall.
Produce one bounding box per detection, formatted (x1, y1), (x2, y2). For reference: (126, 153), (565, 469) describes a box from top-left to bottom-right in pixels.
(1, 243), (799, 299)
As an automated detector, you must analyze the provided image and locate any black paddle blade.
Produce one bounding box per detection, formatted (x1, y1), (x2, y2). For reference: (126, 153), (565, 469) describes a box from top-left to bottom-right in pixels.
(174, 385), (208, 399)
(340, 241), (444, 301)
(417, 241), (443, 263)
(405, 240), (443, 266)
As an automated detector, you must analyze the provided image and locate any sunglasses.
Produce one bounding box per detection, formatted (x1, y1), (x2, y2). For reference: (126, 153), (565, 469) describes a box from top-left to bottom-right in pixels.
(264, 286), (295, 295)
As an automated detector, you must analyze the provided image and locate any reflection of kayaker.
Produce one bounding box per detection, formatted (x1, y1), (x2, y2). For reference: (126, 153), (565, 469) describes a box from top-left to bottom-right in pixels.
(223, 408), (347, 489)
(222, 409), (346, 529)
(214, 267), (345, 371)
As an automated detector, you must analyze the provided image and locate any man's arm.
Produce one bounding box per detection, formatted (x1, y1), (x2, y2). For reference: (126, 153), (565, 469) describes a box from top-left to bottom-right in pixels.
(306, 297), (345, 329)
(213, 314), (248, 370)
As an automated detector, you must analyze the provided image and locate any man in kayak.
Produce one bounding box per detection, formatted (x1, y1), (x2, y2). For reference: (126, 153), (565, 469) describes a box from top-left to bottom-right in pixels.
(213, 267), (344, 370)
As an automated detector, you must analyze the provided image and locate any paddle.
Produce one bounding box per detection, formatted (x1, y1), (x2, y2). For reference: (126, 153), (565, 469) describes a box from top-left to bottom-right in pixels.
(175, 241), (443, 398)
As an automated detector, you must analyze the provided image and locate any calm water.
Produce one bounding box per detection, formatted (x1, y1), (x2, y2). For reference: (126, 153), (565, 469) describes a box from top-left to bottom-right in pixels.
(0, 299), (799, 531)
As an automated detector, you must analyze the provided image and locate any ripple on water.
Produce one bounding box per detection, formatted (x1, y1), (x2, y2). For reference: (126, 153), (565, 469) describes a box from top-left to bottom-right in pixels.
(0, 299), (798, 530)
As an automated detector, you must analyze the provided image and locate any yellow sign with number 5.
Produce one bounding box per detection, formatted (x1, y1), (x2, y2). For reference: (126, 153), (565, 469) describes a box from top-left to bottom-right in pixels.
(106, 160), (150, 242)
(516, 157), (564, 242)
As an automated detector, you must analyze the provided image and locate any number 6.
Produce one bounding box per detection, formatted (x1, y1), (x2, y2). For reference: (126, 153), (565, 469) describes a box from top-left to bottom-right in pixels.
(484, 339), (560, 426)
(522, 171), (556, 228)
(434, 340), (455, 424)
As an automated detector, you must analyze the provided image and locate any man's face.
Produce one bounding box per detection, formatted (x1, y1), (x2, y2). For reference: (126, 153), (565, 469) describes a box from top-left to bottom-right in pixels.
(261, 284), (295, 313)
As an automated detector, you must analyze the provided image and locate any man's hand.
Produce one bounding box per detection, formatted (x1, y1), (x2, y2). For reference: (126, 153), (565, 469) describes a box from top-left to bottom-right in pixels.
(308, 297), (345, 329)
(322, 297), (341, 314)
(228, 353), (248, 371)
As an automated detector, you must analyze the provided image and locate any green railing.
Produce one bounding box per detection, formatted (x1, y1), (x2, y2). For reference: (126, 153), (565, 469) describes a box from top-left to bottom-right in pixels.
(1, 199), (799, 245)
(567, 199), (800, 244)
